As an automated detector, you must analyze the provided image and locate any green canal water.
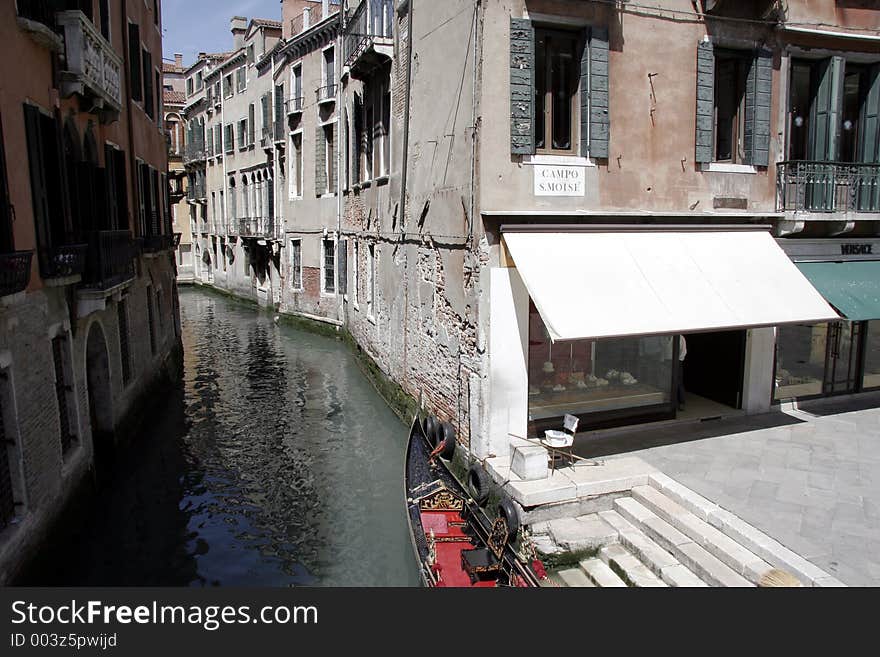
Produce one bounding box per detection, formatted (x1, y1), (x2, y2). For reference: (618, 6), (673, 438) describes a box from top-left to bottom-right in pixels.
(24, 288), (420, 586)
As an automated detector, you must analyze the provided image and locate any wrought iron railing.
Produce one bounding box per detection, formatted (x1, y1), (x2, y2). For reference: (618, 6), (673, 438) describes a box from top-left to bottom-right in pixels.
(343, 0), (393, 67)
(16, 0), (60, 28)
(81, 230), (135, 290)
(0, 251), (34, 297)
(41, 243), (88, 279)
(286, 96), (304, 115)
(316, 84), (337, 103)
(238, 218), (276, 237)
(777, 161), (880, 214)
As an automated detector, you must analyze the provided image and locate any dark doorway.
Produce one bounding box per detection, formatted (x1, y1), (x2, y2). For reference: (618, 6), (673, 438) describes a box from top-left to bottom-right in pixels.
(681, 330), (746, 409)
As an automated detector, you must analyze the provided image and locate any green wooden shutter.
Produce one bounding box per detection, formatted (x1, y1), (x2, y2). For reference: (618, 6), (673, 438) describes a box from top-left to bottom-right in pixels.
(858, 65), (880, 210)
(23, 104), (51, 255)
(744, 49), (772, 166)
(315, 125), (326, 196)
(695, 40), (715, 164)
(588, 26), (610, 159)
(811, 56), (845, 161)
(859, 65), (880, 163)
(510, 18), (534, 155)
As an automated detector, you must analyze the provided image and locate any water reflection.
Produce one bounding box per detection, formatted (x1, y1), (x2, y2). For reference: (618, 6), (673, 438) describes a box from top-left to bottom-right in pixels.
(23, 289), (419, 587)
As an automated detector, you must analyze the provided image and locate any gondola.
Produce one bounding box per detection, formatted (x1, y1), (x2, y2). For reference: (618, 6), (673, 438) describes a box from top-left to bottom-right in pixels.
(404, 416), (546, 587)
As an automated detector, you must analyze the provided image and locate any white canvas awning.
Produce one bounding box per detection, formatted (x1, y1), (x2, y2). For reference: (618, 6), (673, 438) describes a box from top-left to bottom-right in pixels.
(502, 229), (839, 342)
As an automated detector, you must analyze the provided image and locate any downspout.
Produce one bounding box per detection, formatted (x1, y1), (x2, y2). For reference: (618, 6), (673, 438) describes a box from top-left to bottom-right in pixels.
(400, 0), (415, 393)
(121, 0), (138, 240)
(336, 15), (343, 321)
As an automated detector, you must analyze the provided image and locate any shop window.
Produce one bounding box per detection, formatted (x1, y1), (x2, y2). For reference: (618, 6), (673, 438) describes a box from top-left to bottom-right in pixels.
(535, 29), (579, 154)
(527, 302), (672, 423)
(774, 322), (828, 400)
(864, 320), (880, 390)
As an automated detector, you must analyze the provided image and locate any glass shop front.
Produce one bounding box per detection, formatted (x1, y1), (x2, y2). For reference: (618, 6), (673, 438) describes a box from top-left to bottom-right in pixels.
(527, 302), (677, 434)
(775, 319), (880, 400)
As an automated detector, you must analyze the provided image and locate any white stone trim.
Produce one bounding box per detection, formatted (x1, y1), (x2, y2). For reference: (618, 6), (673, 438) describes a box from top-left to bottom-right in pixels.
(522, 154), (594, 167)
(701, 162), (758, 174)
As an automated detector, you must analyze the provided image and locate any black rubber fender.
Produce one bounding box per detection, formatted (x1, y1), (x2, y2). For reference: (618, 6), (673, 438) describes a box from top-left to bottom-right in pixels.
(467, 464), (491, 506)
(438, 422), (456, 460)
(498, 498), (520, 542)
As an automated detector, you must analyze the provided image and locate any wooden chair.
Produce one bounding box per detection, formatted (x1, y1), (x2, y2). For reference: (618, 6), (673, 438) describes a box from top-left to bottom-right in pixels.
(461, 517), (509, 584)
(541, 413), (579, 471)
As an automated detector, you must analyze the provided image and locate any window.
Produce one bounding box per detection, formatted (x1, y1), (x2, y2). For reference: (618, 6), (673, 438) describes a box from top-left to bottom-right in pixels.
(51, 335), (75, 454)
(381, 88), (390, 176)
(292, 65), (303, 104)
(324, 124), (335, 195)
(535, 29), (579, 153)
(118, 299), (131, 385)
(186, 77), (193, 96)
(364, 102), (374, 180)
(195, 71), (203, 91)
(248, 104), (255, 145)
(236, 67), (246, 93)
(142, 48), (154, 118)
(1, 112), (15, 254)
(290, 132), (303, 197)
(128, 23), (142, 102)
(98, 0), (110, 40)
(24, 104), (69, 275)
(242, 177), (249, 219)
(224, 74), (233, 98)
(290, 238), (302, 290)
(323, 46), (335, 90)
(238, 119), (247, 150)
(344, 112), (351, 191)
(322, 238), (336, 294)
(367, 243), (376, 318)
(864, 321), (880, 390)
(247, 44), (255, 65)
(352, 240), (359, 306)
(228, 180), (236, 222)
(224, 123), (234, 152)
(713, 51), (749, 163)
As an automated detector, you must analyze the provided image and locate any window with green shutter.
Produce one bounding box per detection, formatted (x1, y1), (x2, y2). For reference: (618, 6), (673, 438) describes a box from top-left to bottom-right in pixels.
(510, 19), (609, 158)
(694, 41), (773, 167)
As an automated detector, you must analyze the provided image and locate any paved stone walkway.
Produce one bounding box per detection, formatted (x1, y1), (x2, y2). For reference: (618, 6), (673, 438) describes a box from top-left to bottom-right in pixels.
(574, 393), (880, 586)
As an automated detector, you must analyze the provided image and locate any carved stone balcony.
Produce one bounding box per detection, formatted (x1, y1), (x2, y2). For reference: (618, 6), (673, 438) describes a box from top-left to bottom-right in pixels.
(56, 11), (122, 123)
(316, 84), (337, 105)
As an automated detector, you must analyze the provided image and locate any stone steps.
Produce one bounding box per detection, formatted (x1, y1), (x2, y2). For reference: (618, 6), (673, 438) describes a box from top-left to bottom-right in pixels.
(579, 557), (627, 587)
(598, 544), (668, 587)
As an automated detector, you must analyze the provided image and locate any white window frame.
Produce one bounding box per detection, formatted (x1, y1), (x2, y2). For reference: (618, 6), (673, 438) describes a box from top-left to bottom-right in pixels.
(289, 238), (303, 291)
(321, 236), (337, 297)
(367, 243), (376, 321)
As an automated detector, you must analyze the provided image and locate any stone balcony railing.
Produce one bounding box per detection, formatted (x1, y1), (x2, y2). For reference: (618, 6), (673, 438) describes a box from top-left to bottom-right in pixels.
(56, 10), (122, 123)
(316, 84), (337, 104)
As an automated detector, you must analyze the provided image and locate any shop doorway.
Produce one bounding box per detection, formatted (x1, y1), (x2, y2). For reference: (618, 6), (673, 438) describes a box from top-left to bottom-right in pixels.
(824, 321), (863, 395)
(681, 330), (746, 410)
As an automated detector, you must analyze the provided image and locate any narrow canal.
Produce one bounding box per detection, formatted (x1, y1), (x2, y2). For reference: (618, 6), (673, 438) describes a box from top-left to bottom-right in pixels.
(24, 288), (420, 586)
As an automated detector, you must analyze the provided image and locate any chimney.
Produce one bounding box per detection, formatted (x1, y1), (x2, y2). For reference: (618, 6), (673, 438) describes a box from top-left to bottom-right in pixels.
(230, 16), (248, 50)
(174, 53), (183, 68)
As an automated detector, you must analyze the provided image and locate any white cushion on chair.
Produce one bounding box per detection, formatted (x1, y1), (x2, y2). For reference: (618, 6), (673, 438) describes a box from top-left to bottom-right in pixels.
(543, 429), (573, 448)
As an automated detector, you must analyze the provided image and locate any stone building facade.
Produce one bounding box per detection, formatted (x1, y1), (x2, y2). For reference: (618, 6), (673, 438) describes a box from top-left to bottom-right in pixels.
(0, 0), (180, 584)
(179, 1), (880, 468)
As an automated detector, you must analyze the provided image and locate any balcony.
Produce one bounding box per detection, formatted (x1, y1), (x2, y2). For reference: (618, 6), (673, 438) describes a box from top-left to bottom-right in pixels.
(777, 161), (880, 217)
(81, 230), (135, 290)
(286, 96), (304, 116)
(41, 243), (88, 280)
(56, 11), (122, 123)
(238, 218), (276, 238)
(260, 127), (274, 152)
(0, 251), (34, 297)
(183, 145), (207, 165)
(274, 119), (286, 145)
(343, 0), (394, 80)
(142, 234), (175, 254)
(316, 84), (337, 105)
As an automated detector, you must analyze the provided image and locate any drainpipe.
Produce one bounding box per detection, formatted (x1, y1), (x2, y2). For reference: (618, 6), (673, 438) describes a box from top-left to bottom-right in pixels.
(336, 16), (343, 323)
(120, 0), (137, 240)
(400, 0), (415, 393)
